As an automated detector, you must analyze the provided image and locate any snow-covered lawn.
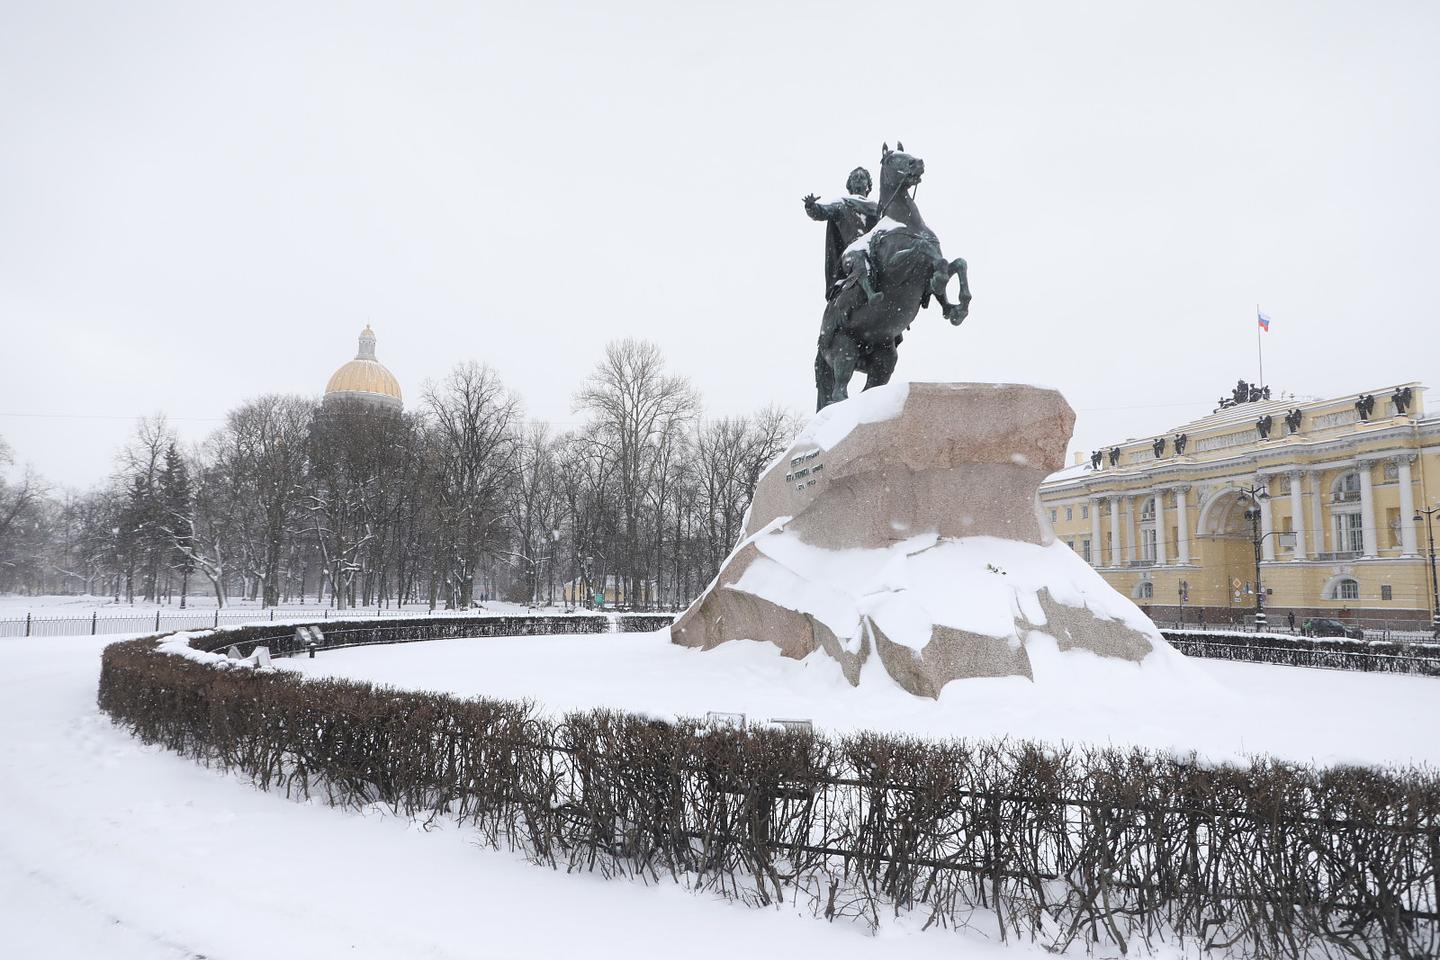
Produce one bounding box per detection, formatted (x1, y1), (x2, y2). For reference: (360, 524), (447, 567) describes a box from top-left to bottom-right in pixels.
(279, 629), (1440, 769)
(1, 632), (1074, 960)
(7, 629), (1435, 959)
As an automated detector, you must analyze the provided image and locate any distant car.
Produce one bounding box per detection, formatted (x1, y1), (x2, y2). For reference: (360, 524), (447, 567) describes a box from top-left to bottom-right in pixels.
(1303, 618), (1364, 640)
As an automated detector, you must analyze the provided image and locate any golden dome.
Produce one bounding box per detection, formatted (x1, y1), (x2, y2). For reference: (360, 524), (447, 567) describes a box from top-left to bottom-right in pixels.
(324, 326), (402, 410)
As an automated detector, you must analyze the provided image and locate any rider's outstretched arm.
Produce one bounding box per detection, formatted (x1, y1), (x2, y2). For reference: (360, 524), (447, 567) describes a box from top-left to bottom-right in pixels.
(803, 194), (841, 221)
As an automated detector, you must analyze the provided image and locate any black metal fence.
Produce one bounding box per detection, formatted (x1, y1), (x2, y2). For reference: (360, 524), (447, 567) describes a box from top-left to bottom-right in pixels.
(1153, 614), (1437, 644)
(1162, 628), (1440, 677)
(0, 607), (675, 639)
(196, 613), (676, 659)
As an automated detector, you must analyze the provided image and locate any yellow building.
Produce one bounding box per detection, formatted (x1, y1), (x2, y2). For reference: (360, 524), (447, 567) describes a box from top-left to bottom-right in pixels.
(1040, 382), (1440, 631)
(562, 576), (656, 608)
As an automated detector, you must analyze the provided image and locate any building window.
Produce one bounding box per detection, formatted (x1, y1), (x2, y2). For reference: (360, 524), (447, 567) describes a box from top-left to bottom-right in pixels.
(1335, 512), (1364, 553)
(1381, 584), (1393, 601)
(1081, 505), (1089, 519)
(1082, 538), (1092, 563)
(1332, 471), (1361, 504)
(1065, 506), (1073, 522)
(1141, 497), (1155, 521)
(1135, 581), (1154, 600)
(1141, 527), (1157, 561)
(1326, 577), (1360, 601)
(1050, 509), (1058, 523)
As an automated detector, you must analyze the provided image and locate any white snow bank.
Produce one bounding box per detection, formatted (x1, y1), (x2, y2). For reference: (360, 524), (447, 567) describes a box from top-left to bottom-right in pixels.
(737, 530), (1164, 657)
(798, 379), (910, 451)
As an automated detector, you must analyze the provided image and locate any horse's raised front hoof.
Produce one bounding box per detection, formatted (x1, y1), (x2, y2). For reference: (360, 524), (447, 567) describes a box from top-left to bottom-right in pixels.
(945, 304), (969, 325)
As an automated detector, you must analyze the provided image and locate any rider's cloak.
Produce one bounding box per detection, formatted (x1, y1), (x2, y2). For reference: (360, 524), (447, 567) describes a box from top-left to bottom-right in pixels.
(823, 197), (879, 296)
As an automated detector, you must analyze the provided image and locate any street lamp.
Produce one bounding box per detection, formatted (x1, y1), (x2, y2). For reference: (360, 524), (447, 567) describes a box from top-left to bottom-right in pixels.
(1238, 483), (1271, 631)
(548, 528), (560, 606)
(1416, 504), (1440, 637)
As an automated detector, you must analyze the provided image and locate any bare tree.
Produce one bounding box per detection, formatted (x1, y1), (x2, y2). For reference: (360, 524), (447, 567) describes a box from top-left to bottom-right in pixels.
(0, 436), (50, 593)
(505, 421), (562, 604)
(424, 362), (521, 608)
(216, 395), (314, 605)
(4, 345), (796, 610)
(575, 339), (697, 607)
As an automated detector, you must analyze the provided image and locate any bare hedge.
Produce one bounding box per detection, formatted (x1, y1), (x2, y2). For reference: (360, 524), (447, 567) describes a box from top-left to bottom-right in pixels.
(99, 630), (1439, 959)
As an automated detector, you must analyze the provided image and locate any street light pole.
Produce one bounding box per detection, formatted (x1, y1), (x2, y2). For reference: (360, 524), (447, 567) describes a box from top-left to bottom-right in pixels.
(1239, 483), (1271, 632)
(1417, 504), (1440, 637)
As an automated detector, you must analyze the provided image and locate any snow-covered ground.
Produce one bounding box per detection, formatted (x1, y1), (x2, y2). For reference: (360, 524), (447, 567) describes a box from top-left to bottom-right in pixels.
(3, 631), (1072, 960)
(279, 629), (1440, 769)
(7, 628), (1436, 959)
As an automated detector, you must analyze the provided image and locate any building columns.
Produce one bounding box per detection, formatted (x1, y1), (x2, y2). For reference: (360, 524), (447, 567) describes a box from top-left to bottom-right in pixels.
(1311, 471), (1326, 555)
(1090, 499), (1102, 566)
(1153, 490), (1168, 565)
(1126, 496), (1138, 563)
(1288, 470), (1307, 559)
(1358, 462), (1379, 557)
(1109, 496), (1122, 567)
(1397, 456), (1418, 555)
(1175, 486), (1191, 565)
(1259, 481), (1276, 562)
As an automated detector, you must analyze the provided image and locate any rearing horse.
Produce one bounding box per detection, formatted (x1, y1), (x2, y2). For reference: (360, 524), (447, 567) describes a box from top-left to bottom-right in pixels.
(814, 143), (970, 410)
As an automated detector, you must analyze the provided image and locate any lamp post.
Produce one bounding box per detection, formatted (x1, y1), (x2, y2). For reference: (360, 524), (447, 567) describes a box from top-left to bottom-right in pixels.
(548, 528), (560, 606)
(1239, 483), (1271, 631)
(1416, 504), (1440, 637)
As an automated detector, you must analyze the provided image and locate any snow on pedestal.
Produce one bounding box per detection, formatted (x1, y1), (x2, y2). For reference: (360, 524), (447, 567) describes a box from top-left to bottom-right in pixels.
(671, 382), (1173, 698)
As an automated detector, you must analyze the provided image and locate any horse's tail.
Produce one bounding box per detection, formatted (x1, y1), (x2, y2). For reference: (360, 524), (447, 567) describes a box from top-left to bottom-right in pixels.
(814, 345), (833, 412)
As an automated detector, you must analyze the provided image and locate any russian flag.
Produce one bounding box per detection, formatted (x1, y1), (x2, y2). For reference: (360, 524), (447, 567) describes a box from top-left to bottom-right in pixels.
(1257, 309), (1271, 332)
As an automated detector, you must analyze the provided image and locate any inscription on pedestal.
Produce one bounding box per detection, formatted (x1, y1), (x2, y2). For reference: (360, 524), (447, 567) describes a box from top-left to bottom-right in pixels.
(785, 449), (824, 492)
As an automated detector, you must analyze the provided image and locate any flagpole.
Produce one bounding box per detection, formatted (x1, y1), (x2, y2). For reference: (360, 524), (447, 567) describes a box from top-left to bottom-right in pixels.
(1256, 303), (1264, 388)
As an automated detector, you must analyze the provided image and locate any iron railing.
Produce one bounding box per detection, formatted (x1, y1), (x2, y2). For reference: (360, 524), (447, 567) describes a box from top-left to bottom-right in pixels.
(0, 605), (650, 639)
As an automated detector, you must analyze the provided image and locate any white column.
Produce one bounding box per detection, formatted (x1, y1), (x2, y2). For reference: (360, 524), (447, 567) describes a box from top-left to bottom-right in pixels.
(1311, 471), (1326, 556)
(1176, 486), (1191, 565)
(1126, 496), (1138, 563)
(1358, 462), (1378, 557)
(1090, 499), (1102, 566)
(1259, 482), (1276, 562)
(1397, 456), (1418, 555)
(1109, 496), (1122, 567)
(1288, 470), (1307, 559)
(1153, 490), (1168, 565)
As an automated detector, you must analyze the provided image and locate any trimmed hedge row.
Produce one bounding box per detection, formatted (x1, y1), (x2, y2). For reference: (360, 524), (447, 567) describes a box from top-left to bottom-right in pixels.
(1163, 629), (1440, 677)
(97, 622), (1440, 959)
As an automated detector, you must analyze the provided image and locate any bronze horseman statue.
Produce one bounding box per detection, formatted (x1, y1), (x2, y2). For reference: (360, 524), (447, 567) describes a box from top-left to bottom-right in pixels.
(803, 143), (971, 410)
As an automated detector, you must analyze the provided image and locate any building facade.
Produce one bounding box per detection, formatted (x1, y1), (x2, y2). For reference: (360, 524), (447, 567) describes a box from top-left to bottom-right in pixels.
(1040, 383), (1440, 630)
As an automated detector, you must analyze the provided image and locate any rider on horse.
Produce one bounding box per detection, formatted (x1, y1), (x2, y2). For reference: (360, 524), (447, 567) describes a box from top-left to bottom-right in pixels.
(803, 167), (883, 305)
(804, 143), (971, 410)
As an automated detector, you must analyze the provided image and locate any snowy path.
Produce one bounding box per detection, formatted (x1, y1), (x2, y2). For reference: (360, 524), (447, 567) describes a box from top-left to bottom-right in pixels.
(1, 634), (1053, 960)
(280, 630), (1440, 769)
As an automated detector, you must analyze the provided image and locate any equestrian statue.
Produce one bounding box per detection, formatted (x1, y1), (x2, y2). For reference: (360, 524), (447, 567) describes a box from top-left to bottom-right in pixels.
(803, 142), (970, 410)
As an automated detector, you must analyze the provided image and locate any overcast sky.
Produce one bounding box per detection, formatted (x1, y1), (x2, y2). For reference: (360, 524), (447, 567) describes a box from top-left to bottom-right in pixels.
(3, 1), (1438, 489)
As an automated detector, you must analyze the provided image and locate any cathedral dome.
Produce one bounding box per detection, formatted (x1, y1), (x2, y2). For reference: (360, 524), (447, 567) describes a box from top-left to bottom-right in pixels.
(323, 325), (403, 412)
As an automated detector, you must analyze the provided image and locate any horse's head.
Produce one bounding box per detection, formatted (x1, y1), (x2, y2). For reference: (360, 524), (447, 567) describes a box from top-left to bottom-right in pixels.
(881, 141), (925, 192)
